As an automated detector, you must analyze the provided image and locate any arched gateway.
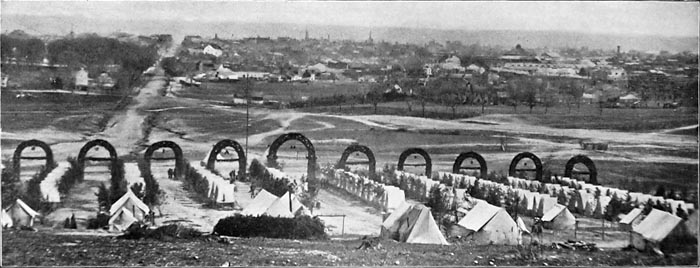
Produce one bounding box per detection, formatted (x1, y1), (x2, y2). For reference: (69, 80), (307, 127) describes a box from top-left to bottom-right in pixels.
(564, 155), (598, 185)
(77, 139), (119, 168)
(452, 151), (488, 178)
(144, 140), (185, 178)
(397, 148), (432, 177)
(12, 139), (54, 172)
(336, 144), (376, 177)
(206, 139), (246, 178)
(266, 133), (317, 181)
(508, 152), (543, 182)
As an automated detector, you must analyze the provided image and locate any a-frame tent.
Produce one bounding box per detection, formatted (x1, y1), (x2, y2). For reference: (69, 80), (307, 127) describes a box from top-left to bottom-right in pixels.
(241, 189), (279, 217)
(109, 189), (150, 221)
(456, 201), (520, 245)
(381, 202), (448, 245)
(542, 204), (576, 230)
(7, 199), (40, 227)
(108, 207), (138, 232)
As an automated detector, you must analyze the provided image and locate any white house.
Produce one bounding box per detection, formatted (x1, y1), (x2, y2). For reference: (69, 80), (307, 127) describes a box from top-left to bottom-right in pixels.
(203, 44), (223, 57)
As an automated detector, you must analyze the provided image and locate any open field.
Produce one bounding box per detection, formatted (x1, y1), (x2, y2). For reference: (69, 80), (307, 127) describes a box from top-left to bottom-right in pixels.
(302, 101), (699, 132)
(174, 81), (372, 102)
(1, 91), (128, 132)
(3, 230), (696, 266)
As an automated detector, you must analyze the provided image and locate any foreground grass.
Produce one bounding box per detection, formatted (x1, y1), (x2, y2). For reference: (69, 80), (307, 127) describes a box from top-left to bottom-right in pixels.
(2, 230), (696, 266)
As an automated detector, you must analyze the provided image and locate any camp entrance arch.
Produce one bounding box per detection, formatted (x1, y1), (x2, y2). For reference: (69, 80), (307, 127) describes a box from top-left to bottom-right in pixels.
(452, 151), (487, 178)
(397, 148), (432, 177)
(564, 155), (598, 185)
(144, 140), (185, 178)
(336, 144), (376, 177)
(207, 139), (247, 178)
(508, 152), (543, 182)
(77, 139), (119, 168)
(12, 139), (55, 172)
(266, 132), (317, 181)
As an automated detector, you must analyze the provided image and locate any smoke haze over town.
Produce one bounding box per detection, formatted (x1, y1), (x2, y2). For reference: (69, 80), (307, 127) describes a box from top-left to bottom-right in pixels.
(2, 1), (698, 52)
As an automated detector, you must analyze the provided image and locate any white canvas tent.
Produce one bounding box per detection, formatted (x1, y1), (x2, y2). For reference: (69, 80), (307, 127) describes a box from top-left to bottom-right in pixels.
(109, 189), (150, 221)
(456, 201), (520, 245)
(382, 202), (448, 245)
(241, 189), (279, 216)
(2, 209), (13, 228)
(537, 196), (558, 217)
(542, 204), (576, 230)
(7, 199), (40, 227)
(264, 192), (309, 218)
(619, 208), (643, 231)
(631, 209), (683, 252)
(109, 207), (137, 232)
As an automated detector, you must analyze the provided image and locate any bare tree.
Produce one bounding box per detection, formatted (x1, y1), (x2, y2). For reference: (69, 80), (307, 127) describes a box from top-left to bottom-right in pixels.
(417, 83), (433, 117)
(367, 83), (384, 114)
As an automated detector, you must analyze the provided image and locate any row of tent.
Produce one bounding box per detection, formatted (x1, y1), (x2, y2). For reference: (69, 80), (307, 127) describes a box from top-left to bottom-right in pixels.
(509, 176), (695, 218)
(40, 162), (71, 203)
(415, 171), (699, 252)
(239, 189), (310, 218)
(331, 170), (406, 211)
(380, 198), (533, 246)
(2, 189), (153, 232)
(190, 162), (237, 204)
(394, 170), (442, 200)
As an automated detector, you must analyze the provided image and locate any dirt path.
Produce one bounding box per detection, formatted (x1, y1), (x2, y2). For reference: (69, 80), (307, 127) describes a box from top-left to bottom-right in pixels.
(45, 164), (111, 228)
(150, 163), (234, 232)
(313, 189), (383, 237)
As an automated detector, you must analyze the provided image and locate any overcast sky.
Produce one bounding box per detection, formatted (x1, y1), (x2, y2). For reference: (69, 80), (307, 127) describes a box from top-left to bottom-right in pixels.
(2, 1), (698, 37)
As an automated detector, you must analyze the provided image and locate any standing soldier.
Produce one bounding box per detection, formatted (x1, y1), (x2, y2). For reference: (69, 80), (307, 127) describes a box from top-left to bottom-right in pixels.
(167, 168), (174, 179)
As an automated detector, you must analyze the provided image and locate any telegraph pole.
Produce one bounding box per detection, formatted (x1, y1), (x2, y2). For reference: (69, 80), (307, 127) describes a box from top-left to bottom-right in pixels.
(245, 77), (250, 162)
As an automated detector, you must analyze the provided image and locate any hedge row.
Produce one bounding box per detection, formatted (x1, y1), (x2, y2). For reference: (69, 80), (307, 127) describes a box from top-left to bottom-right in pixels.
(213, 214), (327, 240)
(57, 157), (84, 195)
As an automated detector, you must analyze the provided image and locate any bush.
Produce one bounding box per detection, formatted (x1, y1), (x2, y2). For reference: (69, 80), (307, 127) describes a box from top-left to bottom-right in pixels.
(86, 212), (110, 229)
(213, 214), (327, 240)
(57, 157), (84, 195)
(25, 163), (56, 210)
(109, 159), (127, 204)
(138, 160), (163, 206)
(249, 159), (291, 197)
(1, 160), (22, 207)
(119, 223), (202, 240)
(182, 163), (211, 202)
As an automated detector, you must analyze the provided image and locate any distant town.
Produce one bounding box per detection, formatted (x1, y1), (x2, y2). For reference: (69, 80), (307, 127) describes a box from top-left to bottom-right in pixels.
(2, 29), (697, 111)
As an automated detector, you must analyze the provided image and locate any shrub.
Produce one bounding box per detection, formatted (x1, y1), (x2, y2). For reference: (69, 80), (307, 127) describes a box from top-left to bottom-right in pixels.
(87, 212), (110, 229)
(1, 160), (22, 207)
(25, 163), (56, 210)
(57, 157), (84, 195)
(213, 214), (327, 240)
(119, 223), (202, 240)
(109, 159), (127, 204)
(138, 159), (163, 206)
(182, 163), (211, 201)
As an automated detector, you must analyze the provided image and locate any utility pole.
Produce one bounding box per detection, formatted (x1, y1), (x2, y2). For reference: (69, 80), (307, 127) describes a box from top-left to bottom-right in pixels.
(245, 77), (250, 164)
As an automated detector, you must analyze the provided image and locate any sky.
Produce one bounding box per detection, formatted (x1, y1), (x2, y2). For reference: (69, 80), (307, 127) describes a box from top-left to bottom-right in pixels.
(1, 1), (698, 37)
